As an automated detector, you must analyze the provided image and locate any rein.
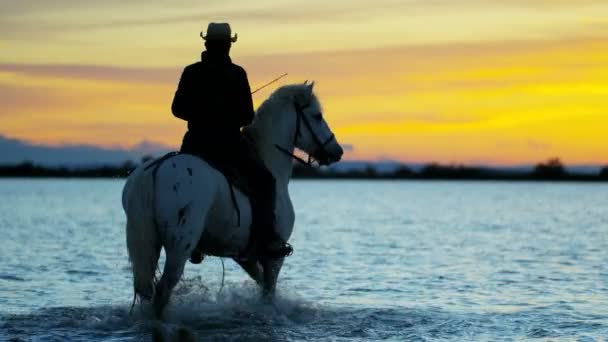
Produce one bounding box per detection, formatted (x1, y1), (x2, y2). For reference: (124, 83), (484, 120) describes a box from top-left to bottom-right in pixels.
(274, 144), (312, 166)
(274, 102), (335, 167)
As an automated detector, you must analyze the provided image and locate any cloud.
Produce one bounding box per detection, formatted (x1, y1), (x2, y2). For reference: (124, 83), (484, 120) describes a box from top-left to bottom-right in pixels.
(3, 0), (608, 49)
(527, 139), (551, 151)
(0, 134), (173, 166)
(341, 144), (354, 152)
(0, 1), (386, 37)
(0, 63), (178, 84)
(1, 35), (607, 165)
(3, 0), (606, 17)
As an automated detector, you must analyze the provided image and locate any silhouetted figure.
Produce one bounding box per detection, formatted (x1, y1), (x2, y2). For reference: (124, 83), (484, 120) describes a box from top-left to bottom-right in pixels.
(172, 23), (292, 262)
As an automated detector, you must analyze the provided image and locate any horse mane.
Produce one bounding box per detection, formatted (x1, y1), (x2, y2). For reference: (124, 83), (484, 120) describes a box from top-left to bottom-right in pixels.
(244, 83), (320, 140)
(253, 83), (319, 122)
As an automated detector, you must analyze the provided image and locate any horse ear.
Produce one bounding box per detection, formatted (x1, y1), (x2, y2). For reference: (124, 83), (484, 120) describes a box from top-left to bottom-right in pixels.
(307, 81), (315, 94)
(303, 80), (308, 85)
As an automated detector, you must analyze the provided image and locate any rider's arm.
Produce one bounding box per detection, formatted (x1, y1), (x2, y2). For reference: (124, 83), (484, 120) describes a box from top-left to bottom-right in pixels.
(236, 68), (255, 127)
(171, 67), (194, 121)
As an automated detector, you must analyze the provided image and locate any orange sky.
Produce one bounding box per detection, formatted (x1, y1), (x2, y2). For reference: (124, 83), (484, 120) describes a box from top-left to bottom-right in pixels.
(1, 0), (607, 165)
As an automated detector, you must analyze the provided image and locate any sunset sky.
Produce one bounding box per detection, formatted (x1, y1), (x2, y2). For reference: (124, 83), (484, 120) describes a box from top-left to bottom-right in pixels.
(1, 0), (607, 165)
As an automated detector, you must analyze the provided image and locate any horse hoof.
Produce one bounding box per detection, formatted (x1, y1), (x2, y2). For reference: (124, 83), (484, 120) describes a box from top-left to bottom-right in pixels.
(261, 290), (275, 303)
(151, 324), (196, 342)
(177, 327), (197, 342)
(152, 299), (166, 320)
(151, 324), (165, 342)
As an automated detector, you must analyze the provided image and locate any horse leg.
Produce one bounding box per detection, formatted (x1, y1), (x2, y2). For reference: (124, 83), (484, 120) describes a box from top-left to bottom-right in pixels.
(234, 259), (264, 286)
(153, 250), (188, 318)
(261, 258), (284, 298)
(153, 199), (210, 318)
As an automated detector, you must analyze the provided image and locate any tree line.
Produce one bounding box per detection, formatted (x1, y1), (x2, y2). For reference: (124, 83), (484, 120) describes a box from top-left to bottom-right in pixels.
(294, 158), (608, 181)
(0, 158), (606, 181)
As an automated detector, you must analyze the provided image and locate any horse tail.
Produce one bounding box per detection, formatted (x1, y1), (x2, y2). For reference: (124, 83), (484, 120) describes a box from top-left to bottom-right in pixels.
(123, 163), (159, 300)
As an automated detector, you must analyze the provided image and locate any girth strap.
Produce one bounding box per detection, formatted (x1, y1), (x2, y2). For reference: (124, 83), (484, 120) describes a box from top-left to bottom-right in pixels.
(227, 181), (241, 226)
(143, 151), (180, 187)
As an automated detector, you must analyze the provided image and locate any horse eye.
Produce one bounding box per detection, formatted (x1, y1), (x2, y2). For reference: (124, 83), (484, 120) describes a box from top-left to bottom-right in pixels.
(313, 113), (323, 121)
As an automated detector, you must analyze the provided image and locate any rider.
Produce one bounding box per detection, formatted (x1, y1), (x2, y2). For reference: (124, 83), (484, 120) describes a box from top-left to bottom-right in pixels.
(171, 22), (292, 263)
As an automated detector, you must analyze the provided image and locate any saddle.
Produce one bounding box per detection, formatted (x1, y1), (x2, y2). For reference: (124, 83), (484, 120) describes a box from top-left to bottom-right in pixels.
(210, 162), (253, 198)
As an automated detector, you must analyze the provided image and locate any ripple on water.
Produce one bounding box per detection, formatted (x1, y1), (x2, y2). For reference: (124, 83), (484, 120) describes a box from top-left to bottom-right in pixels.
(2, 282), (608, 341)
(65, 270), (101, 277)
(0, 274), (26, 282)
(1, 180), (608, 340)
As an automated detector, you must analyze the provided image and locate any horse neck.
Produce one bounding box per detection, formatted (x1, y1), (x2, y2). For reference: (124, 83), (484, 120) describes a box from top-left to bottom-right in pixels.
(248, 104), (296, 188)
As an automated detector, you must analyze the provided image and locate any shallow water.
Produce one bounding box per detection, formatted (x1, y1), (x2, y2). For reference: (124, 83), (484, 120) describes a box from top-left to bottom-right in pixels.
(1, 179), (607, 341)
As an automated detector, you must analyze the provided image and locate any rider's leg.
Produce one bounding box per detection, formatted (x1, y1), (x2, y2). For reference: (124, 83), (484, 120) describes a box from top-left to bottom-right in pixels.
(247, 158), (293, 258)
(230, 135), (292, 258)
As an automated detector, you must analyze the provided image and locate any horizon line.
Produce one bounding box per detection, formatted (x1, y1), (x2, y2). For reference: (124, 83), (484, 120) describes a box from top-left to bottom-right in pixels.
(0, 133), (606, 168)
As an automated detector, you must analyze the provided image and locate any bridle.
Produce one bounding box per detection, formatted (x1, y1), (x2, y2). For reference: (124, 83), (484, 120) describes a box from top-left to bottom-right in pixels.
(274, 101), (336, 166)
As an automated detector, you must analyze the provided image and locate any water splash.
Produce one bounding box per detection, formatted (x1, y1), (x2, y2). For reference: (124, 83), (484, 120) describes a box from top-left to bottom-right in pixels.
(1, 278), (322, 341)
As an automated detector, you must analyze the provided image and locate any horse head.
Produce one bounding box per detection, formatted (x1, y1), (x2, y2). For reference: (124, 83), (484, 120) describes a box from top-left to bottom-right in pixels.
(287, 81), (343, 165)
(247, 82), (344, 166)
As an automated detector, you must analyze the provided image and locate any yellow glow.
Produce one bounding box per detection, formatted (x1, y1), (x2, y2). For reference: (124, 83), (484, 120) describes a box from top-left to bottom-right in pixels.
(1, 1), (608, 165)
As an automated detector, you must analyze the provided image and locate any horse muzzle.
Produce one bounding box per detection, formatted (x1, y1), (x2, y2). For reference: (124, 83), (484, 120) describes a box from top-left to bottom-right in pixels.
(313, 144), (343, 166)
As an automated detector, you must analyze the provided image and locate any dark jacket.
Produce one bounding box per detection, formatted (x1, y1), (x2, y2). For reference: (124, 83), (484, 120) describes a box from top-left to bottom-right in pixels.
(172, 51), (255, 145)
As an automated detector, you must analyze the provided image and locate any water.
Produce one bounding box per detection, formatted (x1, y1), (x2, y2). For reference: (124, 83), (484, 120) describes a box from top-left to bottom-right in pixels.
(1, 179), (607, 341)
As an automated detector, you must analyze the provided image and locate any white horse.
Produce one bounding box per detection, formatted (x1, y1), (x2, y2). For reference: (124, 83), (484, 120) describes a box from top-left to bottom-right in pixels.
(122, 82), (343, 316)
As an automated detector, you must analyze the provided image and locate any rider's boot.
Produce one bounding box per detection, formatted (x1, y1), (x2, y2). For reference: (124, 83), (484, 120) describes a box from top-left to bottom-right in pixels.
(190, 248), (204, 264)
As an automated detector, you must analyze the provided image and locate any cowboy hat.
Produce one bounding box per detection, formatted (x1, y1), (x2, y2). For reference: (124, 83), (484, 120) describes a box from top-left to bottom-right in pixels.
(200, 22), (238, 43)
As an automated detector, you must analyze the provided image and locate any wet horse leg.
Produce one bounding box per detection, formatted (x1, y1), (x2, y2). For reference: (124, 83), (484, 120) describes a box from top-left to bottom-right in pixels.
(261, 258), (284, 298)
(234, 259), (264, 286)
(153, 250), (188, 318)
(152, 194), (209, 317)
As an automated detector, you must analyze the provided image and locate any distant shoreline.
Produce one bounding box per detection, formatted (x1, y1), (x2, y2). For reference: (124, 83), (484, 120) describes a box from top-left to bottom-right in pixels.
(1, 160), (606, 182)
